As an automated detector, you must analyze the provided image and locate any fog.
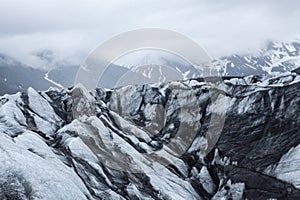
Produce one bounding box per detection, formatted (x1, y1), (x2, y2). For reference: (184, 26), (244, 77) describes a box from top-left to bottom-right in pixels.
(0, 0), (299, 68)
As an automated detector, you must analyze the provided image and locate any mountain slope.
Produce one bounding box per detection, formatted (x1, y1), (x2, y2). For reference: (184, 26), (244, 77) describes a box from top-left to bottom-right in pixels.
(215, 39), (300, 76)
(1, 38), (300, 95)
(0, 54), (55, 95)
(0, 54), (132, 95)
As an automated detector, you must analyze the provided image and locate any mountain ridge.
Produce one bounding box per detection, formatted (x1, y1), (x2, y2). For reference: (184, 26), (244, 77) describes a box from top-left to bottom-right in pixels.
(1, 38), (300, 95)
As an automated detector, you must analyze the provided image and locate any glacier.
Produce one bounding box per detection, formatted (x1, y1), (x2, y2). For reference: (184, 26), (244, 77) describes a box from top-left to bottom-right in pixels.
(0, 71), (300, 199)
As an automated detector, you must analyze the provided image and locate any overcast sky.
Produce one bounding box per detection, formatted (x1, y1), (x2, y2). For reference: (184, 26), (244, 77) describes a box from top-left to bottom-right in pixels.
(0, 0), (299, 68)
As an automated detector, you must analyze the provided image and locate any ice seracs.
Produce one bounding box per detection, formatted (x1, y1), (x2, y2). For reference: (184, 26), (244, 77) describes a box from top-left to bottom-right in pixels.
(1, 71), (300, 199)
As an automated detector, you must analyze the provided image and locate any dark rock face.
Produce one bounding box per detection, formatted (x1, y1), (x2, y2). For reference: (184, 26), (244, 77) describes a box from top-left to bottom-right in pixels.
(292, 67), (300, 75)
(0, 73), (300, 199)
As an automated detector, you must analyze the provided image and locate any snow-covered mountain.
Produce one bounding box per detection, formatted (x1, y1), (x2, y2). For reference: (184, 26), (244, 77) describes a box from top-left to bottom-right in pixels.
(1, 71), (300, 199)
(1, 39), (300, 95)
(214, 39), (300, 76)
(120, 39), (300, 80)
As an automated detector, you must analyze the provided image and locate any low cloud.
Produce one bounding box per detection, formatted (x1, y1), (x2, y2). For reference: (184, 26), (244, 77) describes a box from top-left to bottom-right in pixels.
(0, 0), (299, 68)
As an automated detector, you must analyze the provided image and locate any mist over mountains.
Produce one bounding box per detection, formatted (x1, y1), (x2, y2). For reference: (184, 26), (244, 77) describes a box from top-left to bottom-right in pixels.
(1, 39), (300, 96)
(1, 35), (300, 199)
